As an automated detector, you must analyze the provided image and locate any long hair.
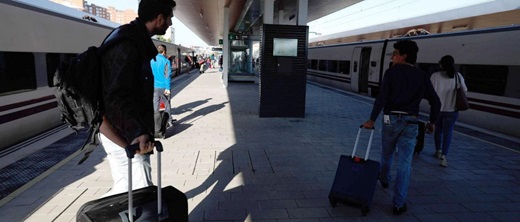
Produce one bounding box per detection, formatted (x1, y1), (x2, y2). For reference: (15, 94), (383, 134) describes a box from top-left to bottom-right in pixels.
(439, 55), (456, 78)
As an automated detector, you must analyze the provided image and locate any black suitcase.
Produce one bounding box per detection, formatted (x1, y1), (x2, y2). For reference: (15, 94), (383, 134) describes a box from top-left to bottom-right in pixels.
(76, 141), (188, 222)
(414, 121), (425, 155)
(329, 127), (380, 216)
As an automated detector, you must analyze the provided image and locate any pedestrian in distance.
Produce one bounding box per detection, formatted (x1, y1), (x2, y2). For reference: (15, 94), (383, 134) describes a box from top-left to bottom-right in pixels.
(98, 0), (177, 197)
(430, 55), (468, 167)
(362, 40), (441, 215)
(151, 44), (173, 138)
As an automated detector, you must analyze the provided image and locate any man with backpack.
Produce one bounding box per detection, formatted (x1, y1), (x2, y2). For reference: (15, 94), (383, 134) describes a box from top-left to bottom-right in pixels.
(98, 0), (177, 197)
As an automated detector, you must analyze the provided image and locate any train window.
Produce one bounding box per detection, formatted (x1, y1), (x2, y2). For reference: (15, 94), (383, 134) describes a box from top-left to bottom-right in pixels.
(318, 60), (327, 71)
(339, 61), (350, 74)
(327, 60), (338, 73)
(460, 65), (508, 96)
(46, 53), (76, 87)
(310, 59), (318, 70)
(0, 52), (36, 95)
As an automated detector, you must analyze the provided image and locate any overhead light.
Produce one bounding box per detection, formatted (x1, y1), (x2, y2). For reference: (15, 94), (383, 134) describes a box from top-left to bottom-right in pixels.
(199, 11), (203, 18)
(206, 25), (209, 30)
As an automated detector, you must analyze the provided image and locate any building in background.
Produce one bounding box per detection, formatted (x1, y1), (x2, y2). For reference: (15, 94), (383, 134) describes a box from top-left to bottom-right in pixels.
(170, 27), (175, 44)
(107, 7), (137, 25)
(83, 2), (109, 20)
(50, 0), (136, 25)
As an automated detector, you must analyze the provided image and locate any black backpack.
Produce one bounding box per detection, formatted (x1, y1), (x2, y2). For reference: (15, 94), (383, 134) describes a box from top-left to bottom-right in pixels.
(54, 34), (127, 164)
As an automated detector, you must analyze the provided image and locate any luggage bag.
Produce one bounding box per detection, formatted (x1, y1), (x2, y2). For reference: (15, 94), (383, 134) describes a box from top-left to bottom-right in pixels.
(76, 141), (188, 222)
(329, 127), (380, 216)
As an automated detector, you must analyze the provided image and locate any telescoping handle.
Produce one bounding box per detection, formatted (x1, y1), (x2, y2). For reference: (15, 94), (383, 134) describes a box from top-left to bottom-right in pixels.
(352, 126), (375, 161)
(125, 141), (163, 222)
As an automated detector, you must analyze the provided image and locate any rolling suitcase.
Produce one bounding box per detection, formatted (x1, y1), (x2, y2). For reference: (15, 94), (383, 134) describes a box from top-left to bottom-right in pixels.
(76, 141), (188, 222)
(329, 127), (380, 216)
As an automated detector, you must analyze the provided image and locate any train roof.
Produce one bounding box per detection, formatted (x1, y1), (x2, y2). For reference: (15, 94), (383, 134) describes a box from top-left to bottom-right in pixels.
(9, 0), (119, 29)
(309, 25), (520, 49)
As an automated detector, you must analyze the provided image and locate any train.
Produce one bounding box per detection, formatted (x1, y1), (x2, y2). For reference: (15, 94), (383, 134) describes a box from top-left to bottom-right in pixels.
(0, 0), (194, 150)
(308, 25), (520, 138)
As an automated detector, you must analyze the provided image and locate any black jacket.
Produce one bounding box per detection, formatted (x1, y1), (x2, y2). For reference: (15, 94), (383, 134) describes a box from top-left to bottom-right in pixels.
(100, 18), (157, 143)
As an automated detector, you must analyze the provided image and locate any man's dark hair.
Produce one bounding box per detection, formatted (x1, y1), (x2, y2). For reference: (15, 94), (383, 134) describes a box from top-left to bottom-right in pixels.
(394, 40), (419, 64)
(138, 0), (176, 22)
(158, 44), (167, 54)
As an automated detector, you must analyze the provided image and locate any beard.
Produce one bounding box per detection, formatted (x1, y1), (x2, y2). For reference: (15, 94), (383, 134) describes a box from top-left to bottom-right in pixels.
(156, 22), (170, 35)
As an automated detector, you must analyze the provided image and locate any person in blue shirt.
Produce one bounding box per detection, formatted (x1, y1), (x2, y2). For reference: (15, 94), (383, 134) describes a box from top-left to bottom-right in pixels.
(362, 40), (441, 215)
(151, 44), (172, 138)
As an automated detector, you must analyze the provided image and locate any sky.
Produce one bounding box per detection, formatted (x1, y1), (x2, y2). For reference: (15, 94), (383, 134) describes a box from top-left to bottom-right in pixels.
(85, 0), (208, 46)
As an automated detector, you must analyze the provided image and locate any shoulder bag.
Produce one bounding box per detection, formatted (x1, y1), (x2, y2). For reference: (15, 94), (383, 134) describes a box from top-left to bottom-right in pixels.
(455, 73), (469, 111)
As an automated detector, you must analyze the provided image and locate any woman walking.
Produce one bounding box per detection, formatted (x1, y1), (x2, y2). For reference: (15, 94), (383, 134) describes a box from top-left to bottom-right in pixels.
(430, 55), (468, 167)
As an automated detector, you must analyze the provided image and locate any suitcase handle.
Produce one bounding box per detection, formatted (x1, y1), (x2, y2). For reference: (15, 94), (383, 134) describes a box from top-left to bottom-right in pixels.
(125, 141), (164, 159)
(126, 141), (163, 222)
(352, 126), (375, 161)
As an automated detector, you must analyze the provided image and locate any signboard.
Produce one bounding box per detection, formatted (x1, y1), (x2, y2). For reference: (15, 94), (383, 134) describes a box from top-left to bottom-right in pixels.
(273, 38), (298, 57)
(219, 39), (223, 44)
(228, 33), (240, 40)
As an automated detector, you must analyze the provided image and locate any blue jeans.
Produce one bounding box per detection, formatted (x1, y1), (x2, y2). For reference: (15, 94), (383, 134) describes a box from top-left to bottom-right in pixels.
(434, 111), (458, 156)
(379, 115), (418, 208)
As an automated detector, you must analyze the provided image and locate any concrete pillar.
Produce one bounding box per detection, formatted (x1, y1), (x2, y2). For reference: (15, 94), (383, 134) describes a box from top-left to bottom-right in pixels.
(222, 7), (229, 87)
(264, 0), (274, 24)
(297, 0), (308, 25)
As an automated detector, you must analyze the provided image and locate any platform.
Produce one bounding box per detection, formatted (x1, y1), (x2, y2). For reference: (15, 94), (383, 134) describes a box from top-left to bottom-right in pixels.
(0, 67), (519, 221)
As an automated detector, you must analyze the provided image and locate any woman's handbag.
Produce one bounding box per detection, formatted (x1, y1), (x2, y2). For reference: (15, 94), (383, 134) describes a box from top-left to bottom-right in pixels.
(455, 73), (469, 111)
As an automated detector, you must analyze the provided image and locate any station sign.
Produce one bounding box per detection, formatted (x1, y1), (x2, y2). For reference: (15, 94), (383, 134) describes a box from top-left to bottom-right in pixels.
(228, 34), (249, 41)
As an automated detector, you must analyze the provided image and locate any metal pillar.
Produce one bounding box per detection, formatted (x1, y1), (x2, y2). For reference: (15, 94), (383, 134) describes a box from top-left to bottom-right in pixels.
(297, 0), (308, 25)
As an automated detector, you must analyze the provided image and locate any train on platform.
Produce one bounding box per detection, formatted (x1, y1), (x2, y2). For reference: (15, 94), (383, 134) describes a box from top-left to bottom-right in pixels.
(308, 25), (520, 138)
(0, 1), (193, 150)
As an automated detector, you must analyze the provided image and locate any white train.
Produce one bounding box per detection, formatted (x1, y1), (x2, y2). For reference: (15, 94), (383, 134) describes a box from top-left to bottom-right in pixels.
(0, 1), (193, 150)
(308, 25), (520, 138)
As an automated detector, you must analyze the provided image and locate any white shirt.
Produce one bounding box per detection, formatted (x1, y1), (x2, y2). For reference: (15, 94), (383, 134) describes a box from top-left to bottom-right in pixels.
(430, 71), (468, 112)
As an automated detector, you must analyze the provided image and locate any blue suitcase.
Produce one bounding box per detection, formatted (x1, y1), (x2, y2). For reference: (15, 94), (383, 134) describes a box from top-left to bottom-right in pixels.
(329, 127), (380, 216)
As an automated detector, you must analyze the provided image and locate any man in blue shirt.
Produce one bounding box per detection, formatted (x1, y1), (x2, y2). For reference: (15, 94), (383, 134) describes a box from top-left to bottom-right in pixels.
(151, 44), (172, 138)
(362, 40), (441, 215)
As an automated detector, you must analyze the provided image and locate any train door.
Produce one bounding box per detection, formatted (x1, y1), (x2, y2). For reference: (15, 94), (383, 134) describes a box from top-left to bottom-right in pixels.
(351, 47), (371, 93)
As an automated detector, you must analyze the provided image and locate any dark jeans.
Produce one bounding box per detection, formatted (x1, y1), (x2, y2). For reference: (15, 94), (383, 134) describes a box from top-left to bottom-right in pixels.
(434, 111), (459, 156)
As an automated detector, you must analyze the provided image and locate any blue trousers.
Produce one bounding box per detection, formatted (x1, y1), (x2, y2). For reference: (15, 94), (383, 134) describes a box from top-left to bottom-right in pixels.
(379, 115), (418, 208)
(434, 111), (459, 156)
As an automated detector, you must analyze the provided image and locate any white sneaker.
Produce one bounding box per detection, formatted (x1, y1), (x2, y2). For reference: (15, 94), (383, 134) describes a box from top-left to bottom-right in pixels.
(440, 155), (448, 167)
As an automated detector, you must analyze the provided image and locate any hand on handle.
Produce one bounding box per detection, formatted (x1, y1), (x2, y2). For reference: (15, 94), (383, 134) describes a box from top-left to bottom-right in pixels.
(125, 140), (163, 159)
